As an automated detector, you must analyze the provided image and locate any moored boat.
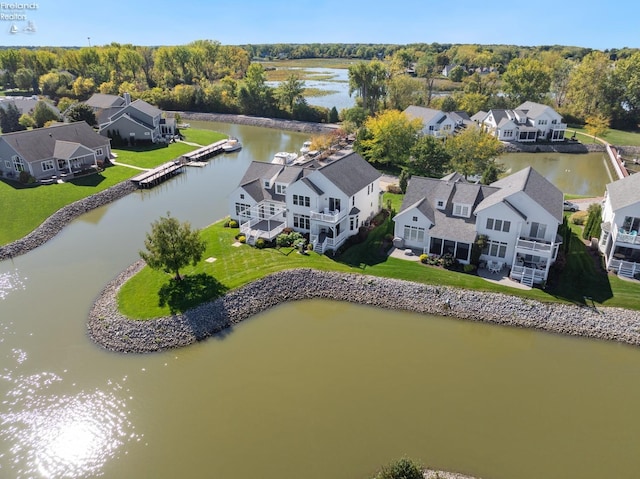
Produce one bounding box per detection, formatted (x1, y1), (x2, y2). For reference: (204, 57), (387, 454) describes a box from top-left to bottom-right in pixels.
(271, 151), (298, 165)
(223, 138), (242, 153)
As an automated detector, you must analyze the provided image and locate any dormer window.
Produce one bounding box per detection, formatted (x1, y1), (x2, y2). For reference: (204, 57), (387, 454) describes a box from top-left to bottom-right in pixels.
(453, 204), (470, 217)
(264, 180), (270, 188)
(436, 200), (445, 209)
(276, 184), (286, 195)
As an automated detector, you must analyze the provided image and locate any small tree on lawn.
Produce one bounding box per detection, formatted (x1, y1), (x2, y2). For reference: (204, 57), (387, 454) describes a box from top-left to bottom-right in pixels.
(139, 213), (206, 281)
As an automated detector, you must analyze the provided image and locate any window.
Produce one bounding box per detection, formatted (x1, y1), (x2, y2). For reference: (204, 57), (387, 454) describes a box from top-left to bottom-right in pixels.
(5, 160), (11, 169)
(443, 124), (452, 131)
(403, 225), (425, 242)
(276, 184), (286, 195)
(483, 240), (507, 258)
(264, 180), (270, 188)
(57, 159), (67, 169)
(329, 197), (341, 212)
(240, 194), (244, 199)
(538, 119), (547, 125)
(235, 203), (250, 217)
(352, 196), (355, 206)
(430, 237), (442, 255)
(412, 216), (418, 222)
(293, 214), (310, 230)
(456, 242), (470, 261)
(503, 130), (513, 138)
(12, 156), (24, 172)
(293, 194), (310, 207)
(42, 160), (54, 171)
(622, 216), (640, 233)
(530, 222), (547, 239)
(486, 218), (510, 233)
(453, 204), (469, 217)
(96, 148), (103, 156)
(436, 200), (445, 209)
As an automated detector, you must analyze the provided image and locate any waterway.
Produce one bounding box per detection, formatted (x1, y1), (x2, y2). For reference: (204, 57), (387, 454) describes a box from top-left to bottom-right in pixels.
(1, 122), (638, 479)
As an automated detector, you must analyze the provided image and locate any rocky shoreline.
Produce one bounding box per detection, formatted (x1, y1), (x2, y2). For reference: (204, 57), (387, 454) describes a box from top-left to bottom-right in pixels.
(88, 266), (640, 354)
(0, 181), (137, 261)
(176, 111), (339, 133)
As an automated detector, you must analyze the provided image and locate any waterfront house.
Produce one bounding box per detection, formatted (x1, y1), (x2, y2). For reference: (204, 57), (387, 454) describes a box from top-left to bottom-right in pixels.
(0, 95), (61, 118)
(598, 172), (640, 278)
(228, 150), (382, 253)
(403, 106), (470, 138)
(0, 121), (111, 182)
(393, 167), (563, 286)
(477, 101), (567, 142)
(86, 92), (175, 144)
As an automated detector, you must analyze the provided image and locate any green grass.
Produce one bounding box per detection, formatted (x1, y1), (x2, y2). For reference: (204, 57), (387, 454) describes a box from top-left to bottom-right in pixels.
(567, 127), (640, 146)
(112, 142), (196, 169)
(304, 87), (338, 98)
(119, 204), (640, 319)
(180, 129), (227, 146)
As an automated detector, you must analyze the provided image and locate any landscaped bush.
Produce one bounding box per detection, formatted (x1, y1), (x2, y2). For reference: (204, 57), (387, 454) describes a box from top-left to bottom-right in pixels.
(255, 238), (266, 249)
(223, 218), (231, 227)
(386, 184), (402, 194)
(228, 219), (239, 228)
(19, 171), (34, 184)
(570, 210), (589, 225)
(463, 263), (477, 273)
(238, 235), (246, 243)
(440, 253), (456, 268)
(419, 253), (429, 264)
(306, 243), (313, 252)
(276, 231), (303, 248)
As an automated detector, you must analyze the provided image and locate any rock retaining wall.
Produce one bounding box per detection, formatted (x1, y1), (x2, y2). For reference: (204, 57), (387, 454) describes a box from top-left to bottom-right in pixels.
(501, 142), (605, 153)
(88, 266), (640, 354)
(0, 181), (137, 261)
(175, 112), (338, 134)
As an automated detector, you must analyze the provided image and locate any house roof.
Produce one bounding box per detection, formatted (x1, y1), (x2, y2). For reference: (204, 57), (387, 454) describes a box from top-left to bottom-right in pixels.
(607, 172), (640, 210)
(53, 140), (94, 160)
(516, 101), (555, 119)
(85, 93), (125, 109)
(1, 122), (110, 163)
(317, 151), (380, 196)
(470, 111), (488, 122)
(403, 105), (446, 125)
(488, 166), (563, 222)
(239, 161), (283, 186)
(127, 99), (162, 118)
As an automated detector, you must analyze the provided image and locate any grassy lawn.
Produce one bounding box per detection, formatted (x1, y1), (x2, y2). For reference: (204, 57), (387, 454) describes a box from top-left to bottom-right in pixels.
(112, 142), (196, 169)
(567, 127), (640, 146)
(180, 129), (227, 146)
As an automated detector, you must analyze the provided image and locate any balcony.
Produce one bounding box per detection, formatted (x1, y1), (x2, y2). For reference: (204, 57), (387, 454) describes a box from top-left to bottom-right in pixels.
(613, 229), (640, 246)
(310, 208), (346, 224)
(516, 237), (554, 255)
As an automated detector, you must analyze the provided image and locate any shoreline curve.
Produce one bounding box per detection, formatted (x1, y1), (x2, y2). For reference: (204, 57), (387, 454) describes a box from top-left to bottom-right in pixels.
(88, 265), (640, 354)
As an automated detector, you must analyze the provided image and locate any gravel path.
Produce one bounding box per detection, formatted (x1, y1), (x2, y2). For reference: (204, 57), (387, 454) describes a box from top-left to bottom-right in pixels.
(88, 266), (640, 354)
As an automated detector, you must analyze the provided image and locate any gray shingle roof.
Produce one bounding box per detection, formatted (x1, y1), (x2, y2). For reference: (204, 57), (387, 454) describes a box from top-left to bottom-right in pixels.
(52, 140), (93, 160)
(404, 105), (446, 125)
(607, 172), (640, 210)
(238, 161), (283, 185)
(1, 122), (109, 164)
(85, 93), (125, 109)
(317, 151), (380, 196)
(516, 101), (553, 119)
(127, 99), (161, 118)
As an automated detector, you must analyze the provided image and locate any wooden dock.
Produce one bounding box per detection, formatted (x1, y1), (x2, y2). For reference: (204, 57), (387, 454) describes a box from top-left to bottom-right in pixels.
(182, 139), (228, 163)
(130, 160), (186, 189)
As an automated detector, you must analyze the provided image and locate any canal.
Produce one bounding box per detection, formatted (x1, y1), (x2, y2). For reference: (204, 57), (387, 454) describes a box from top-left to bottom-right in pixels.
(0, 122), (637, 479)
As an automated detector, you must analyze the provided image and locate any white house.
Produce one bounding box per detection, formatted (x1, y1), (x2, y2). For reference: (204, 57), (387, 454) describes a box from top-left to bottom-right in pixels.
(228, 150), (382, 253)
(404, 106), (470, 138)
(598, 172), (640, 278)
(478, 101), (567, 142)
(393, 167), (564, 286)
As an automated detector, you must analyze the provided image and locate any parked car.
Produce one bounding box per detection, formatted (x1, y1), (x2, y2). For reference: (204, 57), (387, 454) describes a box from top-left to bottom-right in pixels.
(563, 200), (578, 212)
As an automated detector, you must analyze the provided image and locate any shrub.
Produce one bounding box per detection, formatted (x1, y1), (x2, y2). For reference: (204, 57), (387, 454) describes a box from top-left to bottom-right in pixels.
(419, 253), (429, 264)
(238, 235), (246, 243)
(373, 457), (423, 479)
(384, 233), (394, 243)
(570, 210), (588, 225)
(19, 170), (32, 183)
(306, 243), (313, 251)
(276, 231), (304, 248)
(228, 219), (239, 228)
(255, 238), (266, 249)
(440, 253), (456, 268)
(386, 184), (402, 194)
(463, 263), (477, 273)
(223, 218), (231, 227)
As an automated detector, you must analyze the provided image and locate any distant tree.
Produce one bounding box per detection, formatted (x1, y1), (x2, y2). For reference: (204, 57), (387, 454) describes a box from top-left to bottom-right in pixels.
(415, 52), (442, 107)
(501, 57), (551, 105)
(18, 113), (35, 129)
(64, 102), (97, 126)
(57, 97), (76, 114)
(139, 213), (207, 281)
(398, 167), (410, 193)
(439, 95), (457, 112)
(348, 60), (388, 114)
(584, 113), (610, 142)
(566, 51), (612, 120)
(373, 457), (423, 479)
(32, 101), (60, 128)
(327, 106), (339, 123)
(386, 74), (422, 111)
(480, 162), (503, 185)
(448, 65), (466, 82)
(408, 134), (450, 178)
(356, 109), (422, 167)
(0, 102), (25, 133)
(456, 92), (489, 115)
(14, 67), (36, 91)
(445, 126), (503, 179)
(340, 106), (368, 127)
(274, 73), (305, 113)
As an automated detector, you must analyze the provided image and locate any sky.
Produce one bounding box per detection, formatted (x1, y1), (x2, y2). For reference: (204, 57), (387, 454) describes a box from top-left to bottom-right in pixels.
(1, 0), (637, 50)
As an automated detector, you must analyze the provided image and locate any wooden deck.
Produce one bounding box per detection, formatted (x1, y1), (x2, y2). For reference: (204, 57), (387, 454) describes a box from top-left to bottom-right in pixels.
(130, 161), (186, 189)
(181, 140), (228, 162)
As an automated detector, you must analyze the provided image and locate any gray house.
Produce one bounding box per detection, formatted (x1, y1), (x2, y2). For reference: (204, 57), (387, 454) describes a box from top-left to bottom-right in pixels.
(86, 92), (175, 144)
(0, 121), (111, 182)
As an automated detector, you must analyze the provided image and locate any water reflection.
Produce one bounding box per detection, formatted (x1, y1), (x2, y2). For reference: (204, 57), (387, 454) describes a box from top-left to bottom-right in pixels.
(0, 268), (27, 301)
(0, 363), (137, 479)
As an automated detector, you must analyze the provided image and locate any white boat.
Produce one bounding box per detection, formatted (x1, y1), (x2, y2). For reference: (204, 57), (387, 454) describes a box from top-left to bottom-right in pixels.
(271, 152), (298, 165)
(176, 123), (190, 129)
(223, 138), (242, 153)
(300, 140), (312, 154)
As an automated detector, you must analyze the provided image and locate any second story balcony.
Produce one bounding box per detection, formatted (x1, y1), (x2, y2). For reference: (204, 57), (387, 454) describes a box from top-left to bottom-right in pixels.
(516, 236), (560, 256)
(310, 208), (347, 223)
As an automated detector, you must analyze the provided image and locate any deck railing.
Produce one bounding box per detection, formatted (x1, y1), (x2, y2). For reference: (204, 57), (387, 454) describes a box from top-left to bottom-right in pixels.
(310, 209), (346, 223)
(516, 238), (553, 254)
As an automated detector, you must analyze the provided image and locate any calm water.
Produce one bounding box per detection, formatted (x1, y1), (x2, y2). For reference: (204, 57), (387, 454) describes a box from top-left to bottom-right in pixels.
(1, 122), (638, 479)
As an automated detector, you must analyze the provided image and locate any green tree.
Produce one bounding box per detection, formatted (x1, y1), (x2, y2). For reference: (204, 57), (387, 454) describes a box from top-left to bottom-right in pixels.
(415, 52), (441, 106)
(348, 60), (388, 114)
(445, 126), (503, 179)
(373, 457), (423, 479)
(0, 102), (25, 133)
(32, 101), (60, 128)
(356, 109), (422, 167)
(18, 113), (35, 129)
(448, 65), (466, 82)
(139, 213), (207, 281)
(583, 203), (603, 240)
(14, 67), (36, 91)
(501, 57), (551, 105)
(566, 51), (612, 120)
(275, 73), (305, 113)
(408, 134), (450, 177)
(386, 74), (422, 111)
(64, 102), (97, 126)
(611, 51), (640, 127)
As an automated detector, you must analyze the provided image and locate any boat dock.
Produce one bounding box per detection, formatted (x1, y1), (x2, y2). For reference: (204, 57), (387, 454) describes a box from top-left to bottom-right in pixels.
(181, 139), (228, 162)
(130, 160), (186, 189)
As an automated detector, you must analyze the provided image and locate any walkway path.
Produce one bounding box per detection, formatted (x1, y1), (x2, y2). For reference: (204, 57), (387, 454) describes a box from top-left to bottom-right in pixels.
(110, 160), (150, 171)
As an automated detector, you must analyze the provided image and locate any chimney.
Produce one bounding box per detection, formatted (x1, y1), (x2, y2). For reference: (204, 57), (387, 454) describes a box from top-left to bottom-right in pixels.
(123, 92), (131, 105)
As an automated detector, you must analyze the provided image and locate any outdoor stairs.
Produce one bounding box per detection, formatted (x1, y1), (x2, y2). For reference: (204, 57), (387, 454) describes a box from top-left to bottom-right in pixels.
(618, 263), (635, 279)
(520, 270), (535, 287)
(246, 231), (257, 246)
